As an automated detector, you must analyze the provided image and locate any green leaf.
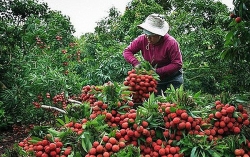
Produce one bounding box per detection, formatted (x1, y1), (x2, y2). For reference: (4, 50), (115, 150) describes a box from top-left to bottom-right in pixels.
(74, 152), (82, 157)
(170, 106), (176, 113)
(48, 128), (60, 136)
(146, 115), (153, 121)
(81, 132), (92, 152)
(235, 99), (246, 103)
(229, 21), (236, 27)
(225, 31), (233, 41)
(211, 150), (223, 157)
(155, 129), (164, 139)
(68, 151), (76, 157)
(28, 136), (43, 144)
(56, 118), (65, 126)
(81, 138), (87, 153)
(191, 147), (198, 157)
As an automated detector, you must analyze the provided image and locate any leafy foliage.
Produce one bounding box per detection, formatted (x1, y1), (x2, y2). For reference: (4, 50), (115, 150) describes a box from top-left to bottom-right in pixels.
(179, 134), (231, 157)
(0, 0), (81, 127)
(112, 145), (140, 157)
(166, 0), (234, 94)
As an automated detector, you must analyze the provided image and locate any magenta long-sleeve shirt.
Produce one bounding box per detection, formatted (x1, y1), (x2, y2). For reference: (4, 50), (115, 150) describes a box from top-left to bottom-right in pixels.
(123, 34), (182, 80)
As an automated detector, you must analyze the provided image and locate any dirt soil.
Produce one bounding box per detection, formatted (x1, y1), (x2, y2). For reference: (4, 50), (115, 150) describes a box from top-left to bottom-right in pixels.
(0, 125), (30, 156)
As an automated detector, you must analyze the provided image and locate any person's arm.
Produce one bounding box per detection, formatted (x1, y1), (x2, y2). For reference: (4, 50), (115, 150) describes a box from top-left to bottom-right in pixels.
(156, 41), (182, 76)
(123, 36), (143, 67)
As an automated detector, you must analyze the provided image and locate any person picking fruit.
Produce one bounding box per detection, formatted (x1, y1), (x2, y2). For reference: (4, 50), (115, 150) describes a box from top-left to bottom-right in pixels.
(123, 13), (183, 95)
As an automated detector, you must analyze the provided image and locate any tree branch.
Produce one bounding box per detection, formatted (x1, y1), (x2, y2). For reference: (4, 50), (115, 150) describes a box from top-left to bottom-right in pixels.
(41, 105), (67, 114)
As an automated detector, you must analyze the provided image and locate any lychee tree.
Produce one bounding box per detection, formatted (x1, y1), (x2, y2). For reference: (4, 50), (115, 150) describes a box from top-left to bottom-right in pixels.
(223, 0), (250, 60)
(165, 0), (233, 94)
(221, 0), (250, 92)
(0, 0), (80, 127)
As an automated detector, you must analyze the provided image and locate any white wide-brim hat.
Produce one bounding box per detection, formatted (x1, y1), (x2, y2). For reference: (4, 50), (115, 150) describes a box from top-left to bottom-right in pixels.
(138, 13), (169, 36)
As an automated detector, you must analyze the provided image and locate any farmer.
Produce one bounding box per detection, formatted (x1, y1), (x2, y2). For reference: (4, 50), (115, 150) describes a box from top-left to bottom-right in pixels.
(123, 13), (183, 95)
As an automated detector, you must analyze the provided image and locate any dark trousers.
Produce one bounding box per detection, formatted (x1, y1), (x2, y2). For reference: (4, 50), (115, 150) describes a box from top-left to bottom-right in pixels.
(156, 72), (183, 95)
